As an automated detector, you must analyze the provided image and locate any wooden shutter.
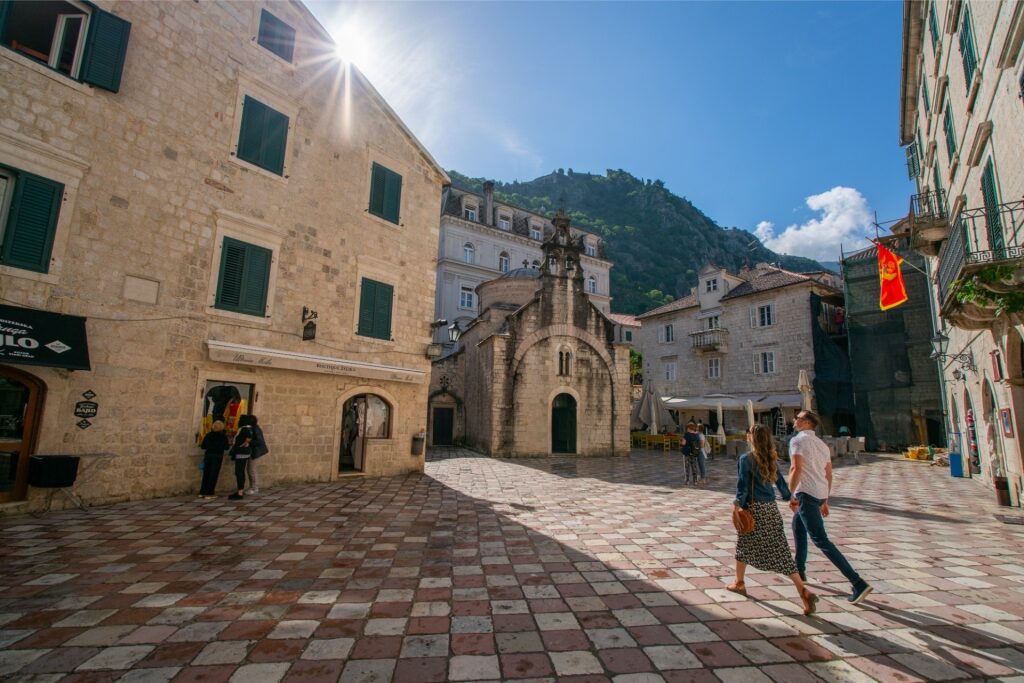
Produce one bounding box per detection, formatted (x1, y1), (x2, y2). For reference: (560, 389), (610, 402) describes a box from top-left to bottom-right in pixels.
(358, 278), (376, 337)
(368, 164), (386, 218)
(261, 107), (289, 176)
(753, 353), (760, 374)
(749, 306), (756, 328)
(237, 96), (266, 167)
(981, 159), (1004, 252)
(383, 169), (402, 223)
(216, 238), (247, 310)
(1, 171), (64, 273)
(257, 9), (295, 63)
(79, 7), (131, 93)
(240, 244), (271, 315)
(374, 281), (393, 340)
(216, 238), (270, 315)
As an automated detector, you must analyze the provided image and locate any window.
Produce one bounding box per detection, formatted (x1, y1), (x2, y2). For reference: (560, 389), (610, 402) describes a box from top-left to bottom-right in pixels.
(530, 225), (542, 240)
(215, 237), (272, 316)
(585, 241), (596, 257)
(257, 9), (295, 63)
(463, 243), (475, 264)
(237, 96), (289, 175)
(708, 357), (721, 379)
(587, 276), (597, 294)
(558, 347), (572, 376)
(705, 316), (720, 330)
(664, 362), (677, 382)
(754, 351), (776, 375)
(943, 99), (957, 161)
(751, 303), (774, 327)
(368, 163), (402, 224)
(624, 330), (633, 342)
(928, 1), (940, 52)
(363, 395), (391, 438)
(959, 6), (978, 91)
(981, 158), (1005, 255)
(0, 165), (64, 274)
(498, 252), (510, 273)
(705, 278), (718, 292)
(459, 285), (475, 310)
(922, 78), (931, 114)
(200, 381), (254, 440)
(906, 139), (921, 179)
(658, 324), (674, 343)
(464, 205), (477, 222)
(498, 215), (511, 231)
(1, 1), (131, 92)
(357, 278), (393, 340)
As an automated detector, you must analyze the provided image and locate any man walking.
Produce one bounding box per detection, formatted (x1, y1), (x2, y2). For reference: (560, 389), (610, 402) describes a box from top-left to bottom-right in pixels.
(788, 410), (872, 604)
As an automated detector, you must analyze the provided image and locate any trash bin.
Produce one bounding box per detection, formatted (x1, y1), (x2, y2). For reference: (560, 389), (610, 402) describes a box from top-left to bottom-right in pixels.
(994, 476), (1011, 507)
(948, 452), (964, 478)
(411, 433), (426, 456)
(27, 455), (80, 488)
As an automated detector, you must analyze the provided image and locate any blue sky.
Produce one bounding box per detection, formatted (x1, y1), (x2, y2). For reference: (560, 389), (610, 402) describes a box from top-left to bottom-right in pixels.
(307, 1), (913, 263)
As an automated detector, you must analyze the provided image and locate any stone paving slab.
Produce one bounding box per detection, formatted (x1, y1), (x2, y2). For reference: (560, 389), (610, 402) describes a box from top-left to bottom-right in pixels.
(1, 449), (1022, 682)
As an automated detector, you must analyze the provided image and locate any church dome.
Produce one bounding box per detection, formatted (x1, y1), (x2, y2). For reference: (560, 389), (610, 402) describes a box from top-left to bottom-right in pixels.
(500, 266), (541, 280)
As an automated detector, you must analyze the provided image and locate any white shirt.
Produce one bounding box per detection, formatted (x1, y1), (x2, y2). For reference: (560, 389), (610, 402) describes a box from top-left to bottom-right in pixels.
(790, 430), (830, 499)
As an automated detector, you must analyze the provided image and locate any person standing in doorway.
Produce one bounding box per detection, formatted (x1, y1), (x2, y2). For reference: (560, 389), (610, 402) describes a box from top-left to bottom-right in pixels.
(197, 420), (229, 499)
(788, 410), (873, 605)
(241, 415), (268, 494)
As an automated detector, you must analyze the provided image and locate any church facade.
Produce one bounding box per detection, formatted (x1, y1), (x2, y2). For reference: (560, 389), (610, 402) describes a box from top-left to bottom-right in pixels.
(428, 211), (631, 456)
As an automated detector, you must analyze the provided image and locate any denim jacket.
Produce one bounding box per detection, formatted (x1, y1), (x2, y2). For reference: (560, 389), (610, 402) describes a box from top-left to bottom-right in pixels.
(734, 452), (791, 508)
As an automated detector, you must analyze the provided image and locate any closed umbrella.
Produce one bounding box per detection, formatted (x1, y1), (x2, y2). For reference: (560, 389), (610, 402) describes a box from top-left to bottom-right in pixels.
(798, 369), (813, 411)
(716, 402), (725, 438)
(746, 399), (755, 429)
(647, 387), (660, 435)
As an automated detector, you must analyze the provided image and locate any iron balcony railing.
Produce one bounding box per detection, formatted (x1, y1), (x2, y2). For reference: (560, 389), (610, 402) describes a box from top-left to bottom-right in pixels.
(937, 199), (1024, 303)
(910, 189), (946, 223)
(689, 328), (727, 350)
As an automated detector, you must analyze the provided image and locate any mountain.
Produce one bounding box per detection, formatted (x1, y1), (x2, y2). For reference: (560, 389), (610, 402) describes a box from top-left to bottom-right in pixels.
(447, 169), (824, 315)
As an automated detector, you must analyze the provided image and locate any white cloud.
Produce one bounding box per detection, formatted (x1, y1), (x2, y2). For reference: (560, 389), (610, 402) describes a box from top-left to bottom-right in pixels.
(755, 187), (873, 261)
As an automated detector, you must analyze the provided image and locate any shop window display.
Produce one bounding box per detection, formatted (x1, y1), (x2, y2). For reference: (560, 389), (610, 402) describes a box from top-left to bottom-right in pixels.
(340, 394), (391, 472)
(198, 381), (254, 442)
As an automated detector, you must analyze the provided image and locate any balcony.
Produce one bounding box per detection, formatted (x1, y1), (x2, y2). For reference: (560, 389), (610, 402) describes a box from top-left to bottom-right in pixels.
(908, 189), (949, 256)
(690, 328), (728, 352)
(937, 199), (1024, 329)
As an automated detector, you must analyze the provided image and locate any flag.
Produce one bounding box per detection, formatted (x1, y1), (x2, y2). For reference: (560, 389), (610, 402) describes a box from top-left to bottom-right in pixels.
(876, 242), (908, 310)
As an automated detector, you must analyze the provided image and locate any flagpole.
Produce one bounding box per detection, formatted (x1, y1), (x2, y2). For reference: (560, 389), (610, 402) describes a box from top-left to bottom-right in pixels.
(868, 238), (929, 276)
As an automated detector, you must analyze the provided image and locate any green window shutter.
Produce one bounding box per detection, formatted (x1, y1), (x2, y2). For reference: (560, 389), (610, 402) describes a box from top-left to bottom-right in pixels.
(981, 159), (1004, 252)
(257, 9), (296, 63)
(358, 278), (377, 337)
(368, 163), (387, 218)
(79, 7), (131, 93)
(373, 281), (393, 340)
(261, 107), (288, 176)
(216, 237), (271, 316)
(1, 171), (64, 273)
(959, 8), (977, 91)
(928, 2), (940, 51)
(383, 170), (402, 224)
(237, 97), (288, 175)
(922, 78), (930, 113)
(943, 103), (957, 161)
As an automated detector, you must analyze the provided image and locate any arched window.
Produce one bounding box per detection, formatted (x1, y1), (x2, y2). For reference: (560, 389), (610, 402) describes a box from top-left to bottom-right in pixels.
(463, 243), (475, 263)
(587, 276), (597, 294)
(363, 395), (391, 438)
(498, 252), (510, 273)
(557, 346), (572, 376)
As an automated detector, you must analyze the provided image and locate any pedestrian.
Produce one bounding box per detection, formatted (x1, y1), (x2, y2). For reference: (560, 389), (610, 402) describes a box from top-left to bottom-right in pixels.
(728, 424), (818, 615)
(788, 410), (873, 605)
(696, 427), (709, 485)
(681, 423), (701, 485)
(696, 419), (706, 435)
(239, 415), (269, 494)
(197, 420), (229, 499)
(227, 419), (254, 500)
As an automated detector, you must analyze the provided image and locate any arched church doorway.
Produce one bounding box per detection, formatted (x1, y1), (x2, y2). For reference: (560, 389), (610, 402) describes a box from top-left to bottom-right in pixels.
(340, 394), (390, 472)
(0, 366), (45, 502)
(551, 393), (577, 454)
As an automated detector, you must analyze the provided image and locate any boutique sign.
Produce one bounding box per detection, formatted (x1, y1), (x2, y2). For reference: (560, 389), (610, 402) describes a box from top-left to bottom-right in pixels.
(0, 304), (91, 370)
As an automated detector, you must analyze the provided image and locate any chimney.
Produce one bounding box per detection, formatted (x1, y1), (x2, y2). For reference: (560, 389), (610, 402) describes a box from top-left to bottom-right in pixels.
(483, 181), (494, 226)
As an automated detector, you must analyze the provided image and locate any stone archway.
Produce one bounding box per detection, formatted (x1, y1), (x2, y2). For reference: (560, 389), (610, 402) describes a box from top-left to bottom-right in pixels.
(0, 365), (46, 503)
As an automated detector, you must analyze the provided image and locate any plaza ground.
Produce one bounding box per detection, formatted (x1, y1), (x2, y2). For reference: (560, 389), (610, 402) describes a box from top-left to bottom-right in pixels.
(1, 448), (1023, 682)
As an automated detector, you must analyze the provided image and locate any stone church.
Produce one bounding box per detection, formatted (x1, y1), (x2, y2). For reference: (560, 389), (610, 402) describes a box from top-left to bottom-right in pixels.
(428, 211), (631, 456)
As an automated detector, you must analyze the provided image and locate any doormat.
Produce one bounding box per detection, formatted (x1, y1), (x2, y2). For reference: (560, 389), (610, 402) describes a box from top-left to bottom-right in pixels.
(994, 514), (1024, 525)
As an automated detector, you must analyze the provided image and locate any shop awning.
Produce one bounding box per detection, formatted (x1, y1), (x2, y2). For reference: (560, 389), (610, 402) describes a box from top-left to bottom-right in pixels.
(660, 393), (806, 411)
(0, 304), (90, 370)
(206, 340), (426, 383)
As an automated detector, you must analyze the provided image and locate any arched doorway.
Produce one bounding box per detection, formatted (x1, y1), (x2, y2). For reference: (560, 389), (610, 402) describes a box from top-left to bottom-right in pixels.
(551, 393), (577, 454)
(982, 380), (1006, 477)
(339, 394), (391, 472)
(963, 389), (981, 475)
(0, 366), (46, 502)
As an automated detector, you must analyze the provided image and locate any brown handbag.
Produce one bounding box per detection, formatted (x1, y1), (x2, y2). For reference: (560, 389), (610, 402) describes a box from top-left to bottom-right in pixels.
(732, 463), (756, 534)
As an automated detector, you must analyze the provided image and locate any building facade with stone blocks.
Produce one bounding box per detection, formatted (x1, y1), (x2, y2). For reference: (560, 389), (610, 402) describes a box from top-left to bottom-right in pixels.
(899, 0), (1024, 505)
(434, 183), (613, 348)
(0, 0), (448, 511)
(427, 211), (631, 456)
(635, 263), (849, 434)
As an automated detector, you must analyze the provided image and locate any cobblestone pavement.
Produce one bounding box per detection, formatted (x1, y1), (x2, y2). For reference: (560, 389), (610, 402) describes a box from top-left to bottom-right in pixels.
(1, 449), (1023, 682)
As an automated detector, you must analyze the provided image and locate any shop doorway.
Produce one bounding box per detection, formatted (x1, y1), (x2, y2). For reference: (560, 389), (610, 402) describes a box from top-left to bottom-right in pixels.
(964, 390), (981, 475)
(551, 393), (577, 454)
(983, 380), (1007, 476)
(0, 366), (45, 503)
(431, 407), (453, 446)
(340, 394), (391, 472)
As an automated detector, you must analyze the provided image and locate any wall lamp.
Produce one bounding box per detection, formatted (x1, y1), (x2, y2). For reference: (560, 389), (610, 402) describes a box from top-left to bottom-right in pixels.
(929, 333), (976, 372)
(426, 320), (464, 359)
(302, 307), (318, 341)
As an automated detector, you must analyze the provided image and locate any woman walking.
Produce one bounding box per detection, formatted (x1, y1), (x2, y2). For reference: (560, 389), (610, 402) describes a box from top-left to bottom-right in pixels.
(728, 425), (818, 616)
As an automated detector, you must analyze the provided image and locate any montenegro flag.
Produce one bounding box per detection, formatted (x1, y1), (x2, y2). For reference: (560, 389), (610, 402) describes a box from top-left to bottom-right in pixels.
(876, 242), (908, 310)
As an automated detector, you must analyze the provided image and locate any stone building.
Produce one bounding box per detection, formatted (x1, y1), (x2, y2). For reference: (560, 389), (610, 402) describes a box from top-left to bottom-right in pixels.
(0, 0), (447, 511)
(899, 0), (1023, 505)
(433, 184), (612, 348)
(635, 263), (849, 434)
(428, 211), (631, 456)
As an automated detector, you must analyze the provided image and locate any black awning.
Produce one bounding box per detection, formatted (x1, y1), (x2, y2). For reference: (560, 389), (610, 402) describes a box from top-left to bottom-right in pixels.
(0, 304), (90, 371)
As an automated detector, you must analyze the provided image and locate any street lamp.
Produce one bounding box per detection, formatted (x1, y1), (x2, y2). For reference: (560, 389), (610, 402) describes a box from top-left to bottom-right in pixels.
(929, 333), (976, 372)
(447, 320), (462, 343)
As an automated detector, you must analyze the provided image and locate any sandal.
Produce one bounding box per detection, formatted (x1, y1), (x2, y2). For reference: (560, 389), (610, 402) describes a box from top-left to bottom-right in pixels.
(725, 582), (747, 597)
(800, 589), (818, 616)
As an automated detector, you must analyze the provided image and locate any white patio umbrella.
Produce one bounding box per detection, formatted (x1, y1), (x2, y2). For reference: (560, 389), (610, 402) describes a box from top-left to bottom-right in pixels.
(716, 402), (725, 438)
(646, 388), (660, 435)
(746, 399), (755, 429)
(798, 369), (813, 411)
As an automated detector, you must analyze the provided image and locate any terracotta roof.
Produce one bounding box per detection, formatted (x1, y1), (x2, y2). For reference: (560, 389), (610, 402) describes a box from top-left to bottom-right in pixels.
(607, 313), (640, 327)
(720, 266), (836, 301)
(636, 294), (698, 319)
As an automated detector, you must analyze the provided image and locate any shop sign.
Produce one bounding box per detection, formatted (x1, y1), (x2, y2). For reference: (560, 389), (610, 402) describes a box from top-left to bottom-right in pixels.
(206, 340), (425, 384)
(0, 304), (90, 370)
(74, 401), (98, 418)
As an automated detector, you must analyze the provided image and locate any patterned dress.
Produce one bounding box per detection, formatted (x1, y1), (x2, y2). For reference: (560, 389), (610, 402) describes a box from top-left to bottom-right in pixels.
(734, 454), (798, 575)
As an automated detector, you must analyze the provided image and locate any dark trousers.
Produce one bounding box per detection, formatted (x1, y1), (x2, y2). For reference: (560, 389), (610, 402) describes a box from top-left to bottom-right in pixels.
(234, 458), (248, 491)
(199, 454), (223, 495)
(792, 492), (866, 590)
